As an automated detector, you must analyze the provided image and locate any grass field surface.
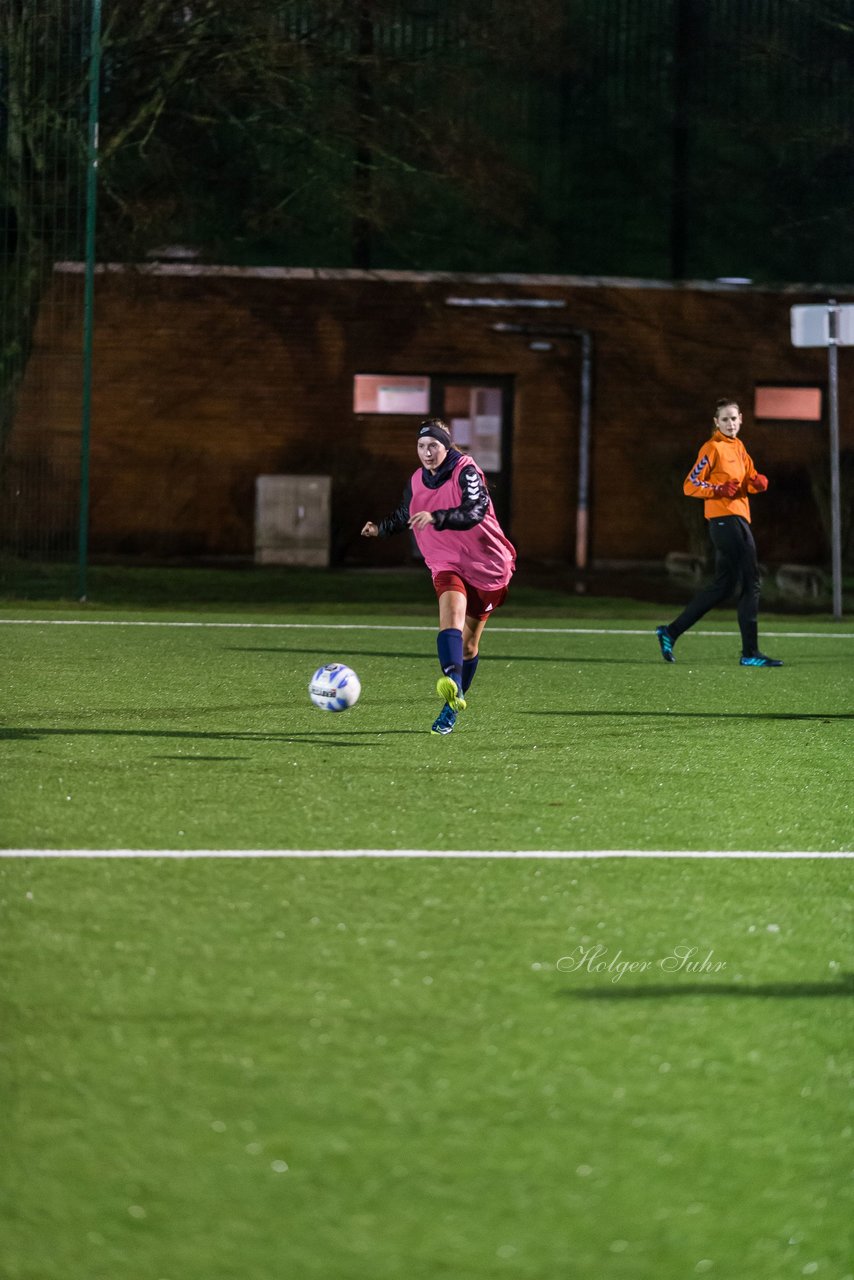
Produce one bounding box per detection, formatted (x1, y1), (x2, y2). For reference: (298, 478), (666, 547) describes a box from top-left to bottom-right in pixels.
(2, 574), (853, 1278)
(2, 855), (852, 1280)
(1, 602), (852, 852)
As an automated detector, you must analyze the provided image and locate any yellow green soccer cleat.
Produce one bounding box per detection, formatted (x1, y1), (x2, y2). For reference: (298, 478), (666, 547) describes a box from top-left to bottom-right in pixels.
(436, 675), (467, 713)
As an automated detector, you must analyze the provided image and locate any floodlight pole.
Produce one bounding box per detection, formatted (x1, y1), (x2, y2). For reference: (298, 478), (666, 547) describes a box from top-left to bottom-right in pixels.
(827, 300), (843, 620)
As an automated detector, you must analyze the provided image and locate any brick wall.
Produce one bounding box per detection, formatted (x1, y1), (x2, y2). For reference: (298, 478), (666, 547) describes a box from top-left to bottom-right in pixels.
(8, 266), (852, 566)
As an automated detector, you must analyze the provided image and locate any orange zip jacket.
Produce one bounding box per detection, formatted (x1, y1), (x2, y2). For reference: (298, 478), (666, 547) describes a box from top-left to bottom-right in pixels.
(683, 430), (767, 522)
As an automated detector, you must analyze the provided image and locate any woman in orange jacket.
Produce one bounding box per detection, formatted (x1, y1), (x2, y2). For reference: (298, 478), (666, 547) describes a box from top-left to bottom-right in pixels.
(655, 398), (783, 667)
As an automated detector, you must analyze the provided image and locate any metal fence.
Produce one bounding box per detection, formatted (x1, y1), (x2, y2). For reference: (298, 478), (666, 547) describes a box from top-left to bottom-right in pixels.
(0, 0), (95, 581)
(1, 0), (851, 571)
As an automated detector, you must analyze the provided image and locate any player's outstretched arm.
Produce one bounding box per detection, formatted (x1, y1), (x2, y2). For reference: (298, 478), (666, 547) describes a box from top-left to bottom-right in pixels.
(364, 485), (413, 538)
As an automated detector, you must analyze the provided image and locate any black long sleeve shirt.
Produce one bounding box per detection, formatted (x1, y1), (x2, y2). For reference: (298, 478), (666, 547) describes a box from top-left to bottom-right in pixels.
(377, 455), (490, 537)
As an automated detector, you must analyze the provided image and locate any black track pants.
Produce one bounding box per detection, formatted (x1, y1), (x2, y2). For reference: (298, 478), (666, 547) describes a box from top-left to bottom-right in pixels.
(667, 515), (760, 656)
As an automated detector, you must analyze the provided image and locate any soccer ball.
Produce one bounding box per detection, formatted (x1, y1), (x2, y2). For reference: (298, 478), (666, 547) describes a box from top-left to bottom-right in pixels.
(308, 662), (361, 712)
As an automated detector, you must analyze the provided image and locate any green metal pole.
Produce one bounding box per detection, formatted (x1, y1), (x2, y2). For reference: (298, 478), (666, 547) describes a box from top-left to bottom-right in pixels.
(78, 0), (102, 601)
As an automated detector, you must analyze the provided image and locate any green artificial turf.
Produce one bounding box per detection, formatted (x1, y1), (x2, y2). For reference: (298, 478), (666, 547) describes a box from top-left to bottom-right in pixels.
(3, 593), (853, 1279)
(2, 556), (850, 615)
(1, 605), (852, 851)
(1, 856), (852, 1280)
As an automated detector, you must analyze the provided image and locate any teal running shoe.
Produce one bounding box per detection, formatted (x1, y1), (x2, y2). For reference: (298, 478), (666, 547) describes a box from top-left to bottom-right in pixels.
(431, 704), (458, 736)
(655, 626), (676, 663)
(740, 653), (783, 667)
(436, 675), (467, 712)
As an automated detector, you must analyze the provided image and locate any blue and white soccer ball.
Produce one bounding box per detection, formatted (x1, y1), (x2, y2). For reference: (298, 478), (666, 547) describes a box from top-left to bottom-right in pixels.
(308, 662), (361, 712)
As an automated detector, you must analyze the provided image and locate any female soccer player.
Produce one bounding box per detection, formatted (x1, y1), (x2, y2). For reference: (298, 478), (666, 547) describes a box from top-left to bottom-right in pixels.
(655, 397), (782, 666)
(361, 418), (516, 734)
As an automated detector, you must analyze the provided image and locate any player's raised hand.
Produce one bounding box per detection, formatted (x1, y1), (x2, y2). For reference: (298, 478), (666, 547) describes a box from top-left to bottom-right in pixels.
(712, 479), (740, 498)
(361, 521), (379, 537)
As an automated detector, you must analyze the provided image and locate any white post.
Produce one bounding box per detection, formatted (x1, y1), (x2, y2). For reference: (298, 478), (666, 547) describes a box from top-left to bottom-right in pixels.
(827, 300), (843, 620)
(790, 300), (851, 620)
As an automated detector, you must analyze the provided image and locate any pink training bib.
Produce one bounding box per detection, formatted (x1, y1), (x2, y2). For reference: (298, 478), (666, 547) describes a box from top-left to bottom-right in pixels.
(409, 454), (516, 591)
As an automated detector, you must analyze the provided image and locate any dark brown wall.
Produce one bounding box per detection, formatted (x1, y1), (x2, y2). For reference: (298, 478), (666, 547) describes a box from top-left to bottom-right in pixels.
(9, 266), (854, 565)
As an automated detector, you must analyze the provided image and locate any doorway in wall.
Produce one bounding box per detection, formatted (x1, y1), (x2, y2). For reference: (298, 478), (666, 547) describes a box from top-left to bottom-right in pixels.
(430, 377), (514, 529)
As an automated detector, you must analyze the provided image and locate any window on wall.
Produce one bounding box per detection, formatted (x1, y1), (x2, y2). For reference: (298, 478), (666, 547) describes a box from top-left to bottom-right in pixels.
(754, 385), (823, 423)
(352, 372), (512, 518)
(353, 374), (430, 415)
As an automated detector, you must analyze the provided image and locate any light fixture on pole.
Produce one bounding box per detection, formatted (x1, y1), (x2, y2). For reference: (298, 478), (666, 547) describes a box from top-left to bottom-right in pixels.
(445, 296), (567, 309)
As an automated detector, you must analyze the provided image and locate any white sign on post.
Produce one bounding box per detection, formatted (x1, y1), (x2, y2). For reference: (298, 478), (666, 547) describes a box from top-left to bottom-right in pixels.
(791, 303), (854, 348)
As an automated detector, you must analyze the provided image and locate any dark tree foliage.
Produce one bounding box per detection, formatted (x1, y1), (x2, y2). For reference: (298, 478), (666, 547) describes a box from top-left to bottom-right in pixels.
(90, 0), (554, 268)
(0, 2), (90, 440)
(2, 1), (854, 287)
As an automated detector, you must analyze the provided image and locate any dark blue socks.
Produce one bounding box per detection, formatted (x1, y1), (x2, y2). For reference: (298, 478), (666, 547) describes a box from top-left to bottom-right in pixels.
(437, 628), (464, 693)
(437, 631), (481, 696)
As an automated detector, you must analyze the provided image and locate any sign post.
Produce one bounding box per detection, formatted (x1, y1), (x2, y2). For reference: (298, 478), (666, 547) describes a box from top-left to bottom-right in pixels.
(790, 300), (854, 620)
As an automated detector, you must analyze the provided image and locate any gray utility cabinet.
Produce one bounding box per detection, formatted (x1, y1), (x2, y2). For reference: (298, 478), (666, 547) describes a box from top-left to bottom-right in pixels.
(254, 475), (331, 567)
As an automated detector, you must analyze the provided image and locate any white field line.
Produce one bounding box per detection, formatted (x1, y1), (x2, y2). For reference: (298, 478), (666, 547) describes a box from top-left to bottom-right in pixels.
(1, 849), (851, 859)
(0, 619), (852, 639)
